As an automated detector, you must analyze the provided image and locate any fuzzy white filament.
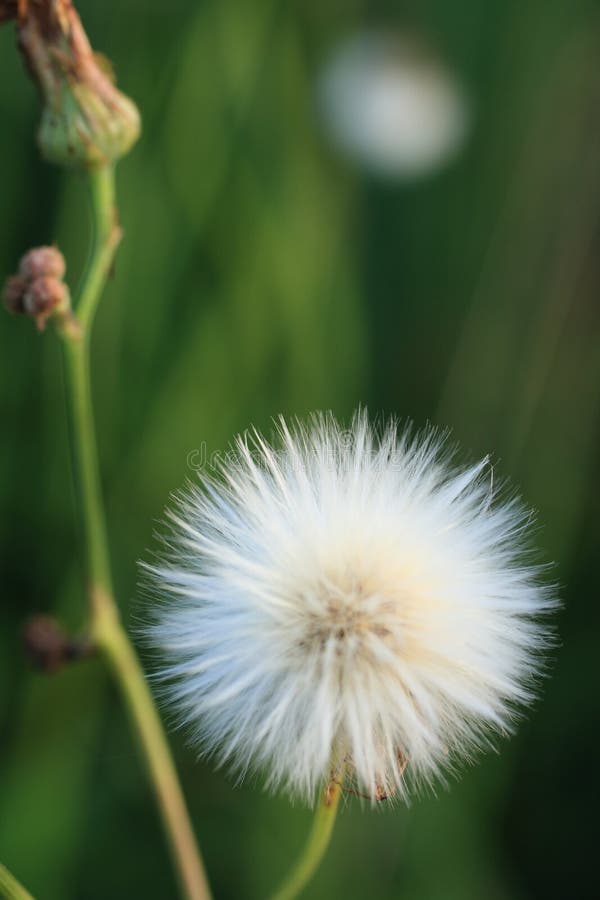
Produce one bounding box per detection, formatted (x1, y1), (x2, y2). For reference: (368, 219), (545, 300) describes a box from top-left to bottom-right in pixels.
(145, 412), (555, 804)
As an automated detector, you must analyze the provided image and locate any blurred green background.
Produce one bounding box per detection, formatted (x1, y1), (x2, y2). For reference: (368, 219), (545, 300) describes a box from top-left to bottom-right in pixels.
(1, 1), (599, 898)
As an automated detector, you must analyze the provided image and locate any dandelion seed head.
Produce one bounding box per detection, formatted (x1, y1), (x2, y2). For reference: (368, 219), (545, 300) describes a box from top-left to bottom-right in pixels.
(145, 412), (556, 804)
(318, 32), (470, 179)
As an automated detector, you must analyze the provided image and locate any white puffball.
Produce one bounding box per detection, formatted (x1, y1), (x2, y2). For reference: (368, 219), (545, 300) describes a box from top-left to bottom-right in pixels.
(318, 33), (470, 179)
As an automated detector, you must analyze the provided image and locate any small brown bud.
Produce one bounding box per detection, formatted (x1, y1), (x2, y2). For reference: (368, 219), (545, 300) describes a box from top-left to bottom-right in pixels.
(3, 244), (79, 337)
(3, 274), (28, 314)
(23, 614), (93, 674)
(23, 275), (67, 329)
(19, 245), (66, 281)
(23, 615), (68, 673)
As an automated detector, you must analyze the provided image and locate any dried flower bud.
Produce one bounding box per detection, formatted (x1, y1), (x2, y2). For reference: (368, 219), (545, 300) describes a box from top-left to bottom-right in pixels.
(23, 615), (70, 673)
(23, 275), (68, 329)
(23, 614), (93, 674)
(3, 274), (28, 314)
(5, 0), (140, 168)
(3, 243), (80, 337)
(18, 244), (66, 281)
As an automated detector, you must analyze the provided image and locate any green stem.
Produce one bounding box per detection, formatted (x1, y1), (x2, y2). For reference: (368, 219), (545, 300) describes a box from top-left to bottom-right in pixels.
(270, 778), (342, 900)
(64, 335), (112, 603)
(77, 165), (122, 334)
(63, 164), (211, 900)
(93, 602), (212, 900)
(0, 863), (34, 900)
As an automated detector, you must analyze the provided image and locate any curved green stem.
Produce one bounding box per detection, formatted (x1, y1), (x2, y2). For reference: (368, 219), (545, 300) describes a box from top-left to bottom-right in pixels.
(64, 166), (120, 602)
(77, 165), (122, 334)
(0, 863), (34, 900)
(64, 335), (112, 604)
(63, 164), (211, 900)
(92, 598), (212, 900)
(270, 778), (342, 900)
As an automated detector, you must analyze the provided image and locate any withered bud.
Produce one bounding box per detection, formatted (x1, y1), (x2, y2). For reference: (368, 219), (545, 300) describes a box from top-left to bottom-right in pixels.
(22, 614), (93, 674)
(23, 275), (68, 329)
(5, 0), (140, 168)
(19, 244), (66, 281)
(3, 243), (79, 337)
(3, 274), (28, 314)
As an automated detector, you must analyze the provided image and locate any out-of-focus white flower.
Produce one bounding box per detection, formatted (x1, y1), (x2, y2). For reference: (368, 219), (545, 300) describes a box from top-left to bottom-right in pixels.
(318, 33), (470, 179)
(146, 412), (555, 804)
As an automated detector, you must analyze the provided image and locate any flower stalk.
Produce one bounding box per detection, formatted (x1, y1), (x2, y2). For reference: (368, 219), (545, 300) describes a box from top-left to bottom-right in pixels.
(61, 163), (211, 900)
(1, 3), (211, 894)
(270, 776), (343, 900)
(62, 165), (118, 605)
(0, 862), (34, 900)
